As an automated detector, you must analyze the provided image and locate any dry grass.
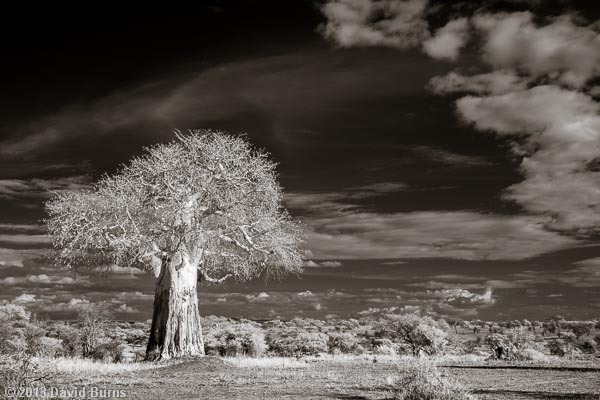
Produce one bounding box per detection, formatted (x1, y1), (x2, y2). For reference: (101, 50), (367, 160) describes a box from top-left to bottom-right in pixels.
(224, 356), (308, 369)
(35, 356), (163, 376)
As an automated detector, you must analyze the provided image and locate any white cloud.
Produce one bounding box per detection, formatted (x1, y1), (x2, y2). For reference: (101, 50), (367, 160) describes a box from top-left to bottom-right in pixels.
(0, 274), (80, 286)
(457, 85), (600, 232)
(320, 0), (430, 49)
(0, 260), (24, 268)
(434, 287), (494, 305)
(245, 292), (271, 302)
(320, 261), (343, 267)
(14, 293), (36, 303)
(303, 260), (320, 267)
(473, 12), (600, 88)
(27, 274), (50, 283)
(39, 297), (91, 312)
(117, 303), (139, 313)
(422, 18), (469, 61)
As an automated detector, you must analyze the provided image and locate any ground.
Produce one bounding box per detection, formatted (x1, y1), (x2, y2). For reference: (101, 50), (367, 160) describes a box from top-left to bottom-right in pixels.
(48, 356), (600, 400)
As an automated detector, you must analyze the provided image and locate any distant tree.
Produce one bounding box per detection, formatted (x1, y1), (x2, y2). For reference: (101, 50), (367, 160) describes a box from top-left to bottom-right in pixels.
(45, 131), (304, 360)
(379, 314), (448, 356)
(571, 322), (593, 339)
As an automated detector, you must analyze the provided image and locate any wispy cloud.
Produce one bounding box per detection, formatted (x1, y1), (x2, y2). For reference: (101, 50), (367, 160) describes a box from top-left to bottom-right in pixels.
(289, 189), (577, 260)
(0, 176), (92, 200)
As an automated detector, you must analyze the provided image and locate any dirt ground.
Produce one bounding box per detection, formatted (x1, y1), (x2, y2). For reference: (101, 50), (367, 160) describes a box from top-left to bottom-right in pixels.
(51, 357), (600, 400)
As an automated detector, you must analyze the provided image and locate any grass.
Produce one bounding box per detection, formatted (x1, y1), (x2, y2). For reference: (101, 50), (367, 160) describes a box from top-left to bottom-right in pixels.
(27, 354), (600, 399)
(224, 356), (308, 368)
(35, 356), (164, 375)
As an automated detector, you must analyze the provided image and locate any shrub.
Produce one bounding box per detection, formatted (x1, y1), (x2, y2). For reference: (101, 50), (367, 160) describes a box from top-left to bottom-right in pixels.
(0, 352), (49, 400)
(56, 324), (82, 357)
(521, 348), (549, 363)
(389, 360), (476, 400)
(485, 334), (528, 361)
(594, 333), (600, 347)
(267, 328), (328, 357)
(36, 337), (62, 358)
(23, 320), (47, 357)
(204, 321), (266, 357)
(379, 314), (449, 356)
(327, 332), (363, 355)
(92, 339), (124, 363)
(578, 339), (597, 354)
(77, 305), (112, 358)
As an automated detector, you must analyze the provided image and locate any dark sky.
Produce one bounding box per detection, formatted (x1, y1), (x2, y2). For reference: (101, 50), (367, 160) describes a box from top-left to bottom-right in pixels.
(1, 1), (599, 322)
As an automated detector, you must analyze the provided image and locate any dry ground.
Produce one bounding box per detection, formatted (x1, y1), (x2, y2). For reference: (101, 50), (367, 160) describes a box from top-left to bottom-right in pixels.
(46, 356), (600, 400)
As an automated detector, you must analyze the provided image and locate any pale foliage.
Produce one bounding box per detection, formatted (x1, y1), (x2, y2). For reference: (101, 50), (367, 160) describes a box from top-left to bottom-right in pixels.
(381, 314), (449, 356)
(390, 360), (476, 400)
(45, 130), (303, 282)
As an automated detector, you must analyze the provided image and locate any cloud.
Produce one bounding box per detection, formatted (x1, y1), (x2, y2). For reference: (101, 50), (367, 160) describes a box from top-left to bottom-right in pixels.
(14, 293), (36, 303)
(319, 261), (343, 267)
(40, 298), (91, 312)
(0, 274), (80, 286)
(117, 303), (140, 313)
(303, 260), (343, 268)
(473, 12), (600, 88)
(99, 265), (145, 275)
(422, 18), (469, 61)
(429, 70), (529, 95)
(457, 85), (600, 233)
(0, 51), (432, 159)
(0, 260), (24, 268)
(0, 224), (46, 233)
(299, 200), (576, 259)
(0, 176), (92, 200)
(116, 291), (153, 301)
(303, 260), (320, 267)
(409, 145), (494, 167)
(320, 0), (430, 49)
(434, 287), (494, 305)
(245, 292), (271, 302)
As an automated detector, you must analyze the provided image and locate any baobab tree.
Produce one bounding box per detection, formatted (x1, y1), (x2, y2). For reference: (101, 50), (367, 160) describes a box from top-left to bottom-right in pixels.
(45, 130), (304, 360)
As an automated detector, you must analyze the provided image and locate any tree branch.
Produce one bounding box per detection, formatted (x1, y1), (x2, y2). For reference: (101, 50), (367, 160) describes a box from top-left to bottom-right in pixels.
(198, 269), (232, 283)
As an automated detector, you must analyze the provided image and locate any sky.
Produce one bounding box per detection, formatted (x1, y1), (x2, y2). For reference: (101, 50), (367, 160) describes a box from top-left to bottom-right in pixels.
(0, 0), (599, 322)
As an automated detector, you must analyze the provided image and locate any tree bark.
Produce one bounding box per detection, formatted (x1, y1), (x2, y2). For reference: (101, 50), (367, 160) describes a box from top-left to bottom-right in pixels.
(146, 254), (204, 360)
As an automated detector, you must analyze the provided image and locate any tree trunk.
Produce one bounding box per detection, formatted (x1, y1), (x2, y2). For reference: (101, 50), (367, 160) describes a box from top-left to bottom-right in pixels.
(146, 254), (204, 360)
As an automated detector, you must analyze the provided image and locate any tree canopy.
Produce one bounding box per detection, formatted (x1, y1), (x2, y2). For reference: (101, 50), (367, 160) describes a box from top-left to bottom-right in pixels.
(45, 130), (304, 283)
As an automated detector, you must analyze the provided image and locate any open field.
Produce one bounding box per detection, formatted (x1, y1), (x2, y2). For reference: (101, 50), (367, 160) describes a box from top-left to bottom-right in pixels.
(45, 356), (600, 400)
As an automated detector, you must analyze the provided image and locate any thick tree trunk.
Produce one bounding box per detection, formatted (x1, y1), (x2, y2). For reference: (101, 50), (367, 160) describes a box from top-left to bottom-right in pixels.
(146, 254), (204, 360)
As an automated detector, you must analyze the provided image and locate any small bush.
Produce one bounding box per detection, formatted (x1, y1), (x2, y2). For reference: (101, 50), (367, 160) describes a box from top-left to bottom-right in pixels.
(521, 348), (549, 363)
(36, 337), (62, 358)
(327, 332), (363, 355)
(390, 360), (476, 400)
(485, 334), (528, 361)
(378, 314), (449, 356)
(56, 324), (82, 357)
(204, 321), (266, 357)
(92, 339), (124, 363)
(0, 351), (50, 399)
(267, 328), (328, 357)
(78, 305), (112, 358)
